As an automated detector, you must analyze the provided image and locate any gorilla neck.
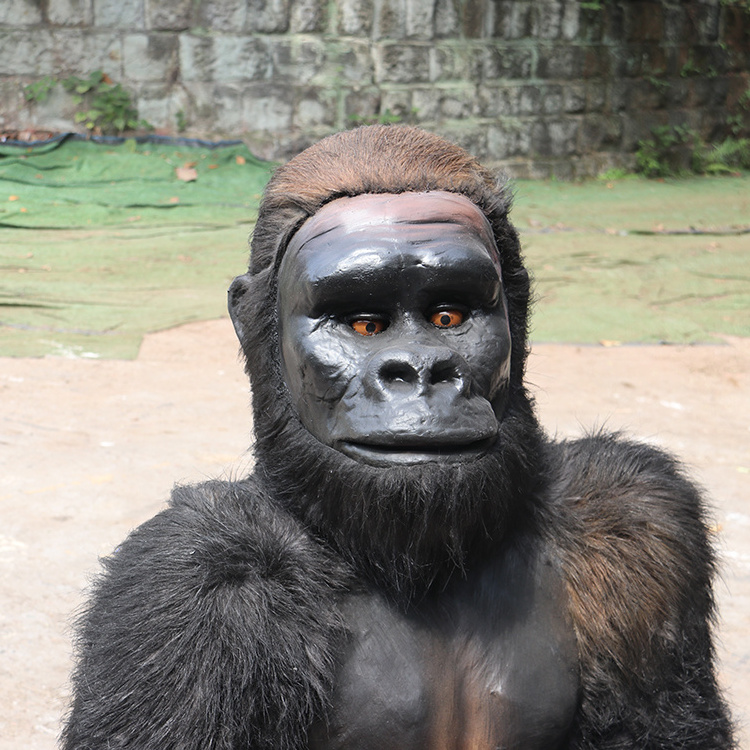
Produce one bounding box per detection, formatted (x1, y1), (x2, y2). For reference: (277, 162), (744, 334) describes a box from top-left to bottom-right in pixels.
(255, 403), (545, 604)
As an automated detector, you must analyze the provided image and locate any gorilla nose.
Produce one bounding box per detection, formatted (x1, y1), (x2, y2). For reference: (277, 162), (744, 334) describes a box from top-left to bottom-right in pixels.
(365, 346), (468, 399)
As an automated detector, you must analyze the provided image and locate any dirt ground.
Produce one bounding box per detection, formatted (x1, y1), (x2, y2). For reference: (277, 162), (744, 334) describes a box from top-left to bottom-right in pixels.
(1, 318), (748, 749)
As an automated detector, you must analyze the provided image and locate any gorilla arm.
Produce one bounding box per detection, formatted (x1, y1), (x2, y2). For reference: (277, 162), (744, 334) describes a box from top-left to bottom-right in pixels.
(549, 434), (735, 749)
(61, 479), (346, 750)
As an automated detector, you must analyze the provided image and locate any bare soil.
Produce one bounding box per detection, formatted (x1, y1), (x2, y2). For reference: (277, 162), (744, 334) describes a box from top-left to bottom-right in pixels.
(1, 319), (748, 749)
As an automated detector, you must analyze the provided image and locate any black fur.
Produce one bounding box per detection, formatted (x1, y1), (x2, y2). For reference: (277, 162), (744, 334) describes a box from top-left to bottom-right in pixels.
(63, 126), (734, 749)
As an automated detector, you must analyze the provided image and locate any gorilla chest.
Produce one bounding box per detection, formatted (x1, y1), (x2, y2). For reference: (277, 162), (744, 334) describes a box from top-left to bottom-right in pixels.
(310, 553), (580, 750)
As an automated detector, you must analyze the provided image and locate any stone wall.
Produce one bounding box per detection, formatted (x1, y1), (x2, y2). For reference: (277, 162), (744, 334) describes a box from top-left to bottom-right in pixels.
(1, 0), (748, 177)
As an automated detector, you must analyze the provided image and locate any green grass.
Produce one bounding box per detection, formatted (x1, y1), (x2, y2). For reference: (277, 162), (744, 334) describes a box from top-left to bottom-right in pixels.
(1, 140), (748, 359)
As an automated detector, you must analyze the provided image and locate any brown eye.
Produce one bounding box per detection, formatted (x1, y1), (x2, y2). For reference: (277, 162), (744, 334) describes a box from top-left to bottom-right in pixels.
(430, 309), (464, 329)
(351, 318), (386, 336)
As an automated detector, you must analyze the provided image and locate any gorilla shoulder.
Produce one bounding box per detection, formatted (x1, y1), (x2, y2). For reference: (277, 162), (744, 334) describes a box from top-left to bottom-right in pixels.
(545, 432), (716, 683)
(63, 479), (347, 750)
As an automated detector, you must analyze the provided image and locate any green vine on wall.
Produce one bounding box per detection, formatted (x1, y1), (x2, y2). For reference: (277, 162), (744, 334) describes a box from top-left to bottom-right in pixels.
(23, 71), (151, 135)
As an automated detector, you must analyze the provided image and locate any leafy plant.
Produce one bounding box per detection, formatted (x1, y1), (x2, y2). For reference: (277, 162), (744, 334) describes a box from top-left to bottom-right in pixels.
(23, 76), (57, 104)
(175, 109), (188, 133)
(694, 138), (750, 173)
(61, 71), (151, 135)
(635, 125), (697, 178)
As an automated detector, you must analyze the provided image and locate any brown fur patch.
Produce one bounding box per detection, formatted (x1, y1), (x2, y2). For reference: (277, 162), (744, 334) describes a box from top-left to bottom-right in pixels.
(547, 434), (715, 684)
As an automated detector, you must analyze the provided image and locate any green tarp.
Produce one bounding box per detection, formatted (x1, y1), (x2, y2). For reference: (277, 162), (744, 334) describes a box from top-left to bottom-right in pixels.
(1, 135), (748, 358)
(0, 135), (271, 229)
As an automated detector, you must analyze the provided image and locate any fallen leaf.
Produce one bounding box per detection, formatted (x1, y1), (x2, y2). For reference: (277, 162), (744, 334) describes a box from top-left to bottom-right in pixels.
(8, 195), (19, 201)
(236, 155), (246, 165)
(175, 166), (197, 182)
(208, 164), (219, 169)
(168, 196), (180, 204)
(599, 339), (621, 347)
(183, 161), (197, 168)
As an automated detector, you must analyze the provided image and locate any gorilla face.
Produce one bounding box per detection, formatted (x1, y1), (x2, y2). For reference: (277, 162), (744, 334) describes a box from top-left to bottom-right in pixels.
(276, 191), (512, 467)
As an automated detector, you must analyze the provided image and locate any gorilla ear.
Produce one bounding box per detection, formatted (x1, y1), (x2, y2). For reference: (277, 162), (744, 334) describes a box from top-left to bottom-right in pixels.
(228, 274), (252, 342)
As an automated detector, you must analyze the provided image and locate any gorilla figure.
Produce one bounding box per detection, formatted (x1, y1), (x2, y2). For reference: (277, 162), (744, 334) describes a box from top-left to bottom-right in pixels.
(63, 126), (734, 749)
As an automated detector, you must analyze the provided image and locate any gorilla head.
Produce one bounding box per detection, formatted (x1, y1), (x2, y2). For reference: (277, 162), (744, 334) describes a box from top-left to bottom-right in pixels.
(229, 126), (543, 599)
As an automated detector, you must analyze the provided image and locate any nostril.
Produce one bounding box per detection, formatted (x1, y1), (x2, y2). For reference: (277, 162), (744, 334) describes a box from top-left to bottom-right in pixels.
(379, 361), (419, 385)
(430, 361), (459, 385)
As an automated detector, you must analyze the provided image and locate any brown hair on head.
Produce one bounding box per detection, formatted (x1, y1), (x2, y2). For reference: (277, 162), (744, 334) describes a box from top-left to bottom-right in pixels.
(248, 125), (515, 275)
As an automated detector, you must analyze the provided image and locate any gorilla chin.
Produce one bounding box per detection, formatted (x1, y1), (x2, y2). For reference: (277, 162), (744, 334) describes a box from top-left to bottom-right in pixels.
(258, 402), (543, 602)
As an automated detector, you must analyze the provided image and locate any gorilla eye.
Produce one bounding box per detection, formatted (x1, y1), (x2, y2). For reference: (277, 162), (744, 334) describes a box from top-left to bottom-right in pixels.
(351, 318), (387, 336)
(430, 308), (465, 329)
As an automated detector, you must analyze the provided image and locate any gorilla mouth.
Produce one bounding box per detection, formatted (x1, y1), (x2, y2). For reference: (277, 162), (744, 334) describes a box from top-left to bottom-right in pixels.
(339, 438), (495, 467)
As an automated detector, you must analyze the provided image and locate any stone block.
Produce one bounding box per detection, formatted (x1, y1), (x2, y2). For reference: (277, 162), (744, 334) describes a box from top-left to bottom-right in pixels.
(664, 78), (689, 107)
(145, 0), (191, 30)
(410, 87), (440, 119)
(560, 0), (580, 41)
(295, 87), (337, 128)
(562, 82), (585, 113)
(492, 1), (532, 40)
(93, 0), (145, 28)
(461, 0), (489, 39)
(428, 45), (455, 82)
(180, 35), (271, 83)
(482, 45), (534, 80)
(576, 4), (604, 43)
(375, 0), (404, 39)
(690, 2), (721, 44)
(541, 84), (563, 114)
(607, 80), (629, 112)
(603, 2), (626, 42)
(374, 43), (430, 84)
(433, 123), (488, 160)
(246, 0), (290, 32)
(24, 82), (80, 131)
(582, 45), (609, 79)
(48, 0), (93, 27)
(476, 84), (520, 117)
(623, 1), (664, 43)
(195, 0), (246, 32)
(531, 116), (578, 157)
(620, 110), (665, 151)
(435, 0), (459, 39)
(487, 121), (531, 158)
(405, 0), (436, 40)
(690, 77), (730, 108)
(344, 87), (382, 125)
(537, 44), (584, 79)
(0, 31), (47, 75)
(270, 37), (326, 84)
(379, 88), (415, 119)
(532, 0), (562, 40)
(338, 0), (374, 36)
(585, 80), (606, 112)
(26, 30), (121, 77)
(662, 5), (686, 44)
(439, 85), (479, 118)
(0, 0), (43, 25)
(626, 79), (664, 111)
(580, 113), (622, 150)
(123, 34), (178, 83)
(135, 81), (190, 130)
(209, 83), (245, 132)
(242, 82), (294, 131)
(290, 0), (326, 33)
(517, 84), (541, 115)
(324, 40), (375, 84)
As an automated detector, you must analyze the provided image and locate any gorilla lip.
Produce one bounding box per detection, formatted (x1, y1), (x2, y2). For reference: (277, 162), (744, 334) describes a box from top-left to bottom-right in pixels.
(339, 437), (495, 466)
